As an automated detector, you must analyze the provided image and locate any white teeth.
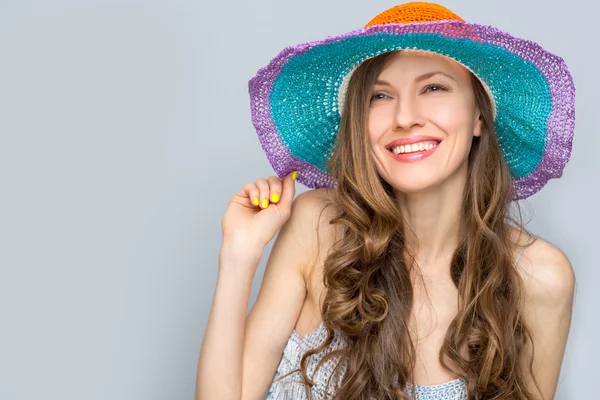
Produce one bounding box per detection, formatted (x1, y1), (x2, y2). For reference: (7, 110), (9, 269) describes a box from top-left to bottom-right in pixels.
(390, 141), (439, 154)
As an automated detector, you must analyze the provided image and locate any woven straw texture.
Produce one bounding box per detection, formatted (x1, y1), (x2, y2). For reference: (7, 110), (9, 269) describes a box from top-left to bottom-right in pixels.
(248, 2), (575, 200)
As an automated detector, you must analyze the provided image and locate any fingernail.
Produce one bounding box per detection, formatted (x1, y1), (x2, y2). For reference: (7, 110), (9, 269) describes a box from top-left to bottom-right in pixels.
(271, 193), (279, 203)
(261, 199), (269, 209)
(292, 171), (298, 181)
(253, 197), (259, 206)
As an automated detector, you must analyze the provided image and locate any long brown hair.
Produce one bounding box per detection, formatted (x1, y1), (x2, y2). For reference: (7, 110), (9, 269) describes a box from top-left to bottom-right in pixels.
(278, 50), (541, 399)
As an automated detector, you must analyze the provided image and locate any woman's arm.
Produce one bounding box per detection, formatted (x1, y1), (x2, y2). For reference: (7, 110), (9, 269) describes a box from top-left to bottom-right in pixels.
(196, 189), (325, 400)
(195, 237), (265, 400)
(519, 238), (576, 399)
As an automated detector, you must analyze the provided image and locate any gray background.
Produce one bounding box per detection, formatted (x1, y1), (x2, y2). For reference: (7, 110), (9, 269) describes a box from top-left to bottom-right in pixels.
(0, 0), (596, 399)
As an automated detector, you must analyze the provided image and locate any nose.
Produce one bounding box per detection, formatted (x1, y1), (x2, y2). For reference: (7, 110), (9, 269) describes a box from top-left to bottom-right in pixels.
(394, 94), (426, 131)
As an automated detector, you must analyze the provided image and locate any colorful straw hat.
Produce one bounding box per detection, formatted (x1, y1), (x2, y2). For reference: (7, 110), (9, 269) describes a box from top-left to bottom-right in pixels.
(248, 2), (575, 200)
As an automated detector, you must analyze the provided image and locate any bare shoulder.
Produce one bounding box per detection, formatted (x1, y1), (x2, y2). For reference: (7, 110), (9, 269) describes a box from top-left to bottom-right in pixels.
(291, 187), (337, 220)
(510, 229), (575, 398)
(513, 231), (576, 304)
(290, 188), (342, 280)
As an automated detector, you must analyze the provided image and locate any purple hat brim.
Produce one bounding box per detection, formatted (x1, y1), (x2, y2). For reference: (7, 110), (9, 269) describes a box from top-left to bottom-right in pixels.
(249, 21), (575, 200)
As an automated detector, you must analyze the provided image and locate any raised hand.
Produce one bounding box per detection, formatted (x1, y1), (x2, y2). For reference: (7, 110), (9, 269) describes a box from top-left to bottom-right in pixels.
(222, 171), (297, 250)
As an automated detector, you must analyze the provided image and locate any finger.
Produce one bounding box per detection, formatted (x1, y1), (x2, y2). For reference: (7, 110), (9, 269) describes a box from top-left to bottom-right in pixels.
(254, 177), (270, 209)
(242, 183), (260, 207)
(279, 170), (297, 207)
(266, 175), (283, 204)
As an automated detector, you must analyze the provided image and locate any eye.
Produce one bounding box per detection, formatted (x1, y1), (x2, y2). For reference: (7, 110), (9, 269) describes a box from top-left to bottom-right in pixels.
(423, 84), (448, 93)
(370, 92), (389, 101)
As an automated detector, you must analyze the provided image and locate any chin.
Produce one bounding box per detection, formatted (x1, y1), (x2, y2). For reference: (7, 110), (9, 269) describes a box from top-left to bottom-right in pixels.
(384, 177), (441, 195)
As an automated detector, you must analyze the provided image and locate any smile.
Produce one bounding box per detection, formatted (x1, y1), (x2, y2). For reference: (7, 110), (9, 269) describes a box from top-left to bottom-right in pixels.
(386, 140), (441, 163)
(390, 140), (439, 154)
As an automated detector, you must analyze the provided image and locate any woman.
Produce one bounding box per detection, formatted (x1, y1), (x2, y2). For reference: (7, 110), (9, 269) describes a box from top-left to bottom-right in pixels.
(197, 3), (576, 399)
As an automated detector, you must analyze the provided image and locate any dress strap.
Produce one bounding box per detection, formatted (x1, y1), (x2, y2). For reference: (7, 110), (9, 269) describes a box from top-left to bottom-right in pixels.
(513, 234), (536, 266)
(513, 244), (527, 266)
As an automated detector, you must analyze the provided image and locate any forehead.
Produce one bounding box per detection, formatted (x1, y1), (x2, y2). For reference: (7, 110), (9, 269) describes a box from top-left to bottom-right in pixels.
(378, 50), (470, 80)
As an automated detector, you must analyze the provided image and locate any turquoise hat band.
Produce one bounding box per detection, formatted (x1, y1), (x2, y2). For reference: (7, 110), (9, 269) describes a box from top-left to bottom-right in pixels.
(249, 21), (575, 200)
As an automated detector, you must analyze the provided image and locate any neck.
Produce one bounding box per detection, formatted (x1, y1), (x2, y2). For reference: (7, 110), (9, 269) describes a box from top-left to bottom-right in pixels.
(394, 164), (467, 263)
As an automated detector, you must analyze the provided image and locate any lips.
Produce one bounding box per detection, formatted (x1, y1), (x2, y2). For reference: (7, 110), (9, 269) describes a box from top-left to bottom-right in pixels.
(385, 135), (442, 163)
(385, 135), (442, 151)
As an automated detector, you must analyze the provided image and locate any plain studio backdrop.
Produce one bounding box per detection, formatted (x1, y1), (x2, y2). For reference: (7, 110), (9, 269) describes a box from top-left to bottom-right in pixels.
(0, 0), (596, 398)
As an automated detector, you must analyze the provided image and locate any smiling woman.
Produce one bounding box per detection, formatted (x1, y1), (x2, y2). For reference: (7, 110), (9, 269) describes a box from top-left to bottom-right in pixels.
(196, 2), (576, 400)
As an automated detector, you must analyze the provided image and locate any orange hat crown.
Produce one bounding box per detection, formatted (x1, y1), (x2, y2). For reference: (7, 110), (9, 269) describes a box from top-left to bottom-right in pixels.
(365, 2), (464, 27)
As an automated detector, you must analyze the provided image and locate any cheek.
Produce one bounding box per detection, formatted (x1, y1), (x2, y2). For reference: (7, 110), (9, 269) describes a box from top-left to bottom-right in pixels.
(367, 108), (389, 142)
(428, 101), (475, 138)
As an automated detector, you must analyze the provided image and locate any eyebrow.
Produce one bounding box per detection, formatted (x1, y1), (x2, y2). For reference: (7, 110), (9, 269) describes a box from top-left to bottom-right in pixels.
(374, 71), (458, 87)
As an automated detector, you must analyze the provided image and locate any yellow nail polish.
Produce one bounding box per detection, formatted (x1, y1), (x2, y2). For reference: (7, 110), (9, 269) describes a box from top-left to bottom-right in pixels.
(261, 199), (269, 209)
(253, 197), (259, 206)
(292, 171), (298, 181)
(271, 193), (279, 203)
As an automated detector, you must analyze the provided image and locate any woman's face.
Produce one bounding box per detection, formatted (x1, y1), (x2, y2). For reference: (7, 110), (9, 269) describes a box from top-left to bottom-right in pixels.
(366, 50), (482, 195)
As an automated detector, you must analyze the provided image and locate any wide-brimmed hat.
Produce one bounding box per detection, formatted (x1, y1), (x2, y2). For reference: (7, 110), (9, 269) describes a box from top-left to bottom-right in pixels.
(248, 2), (575, 200)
